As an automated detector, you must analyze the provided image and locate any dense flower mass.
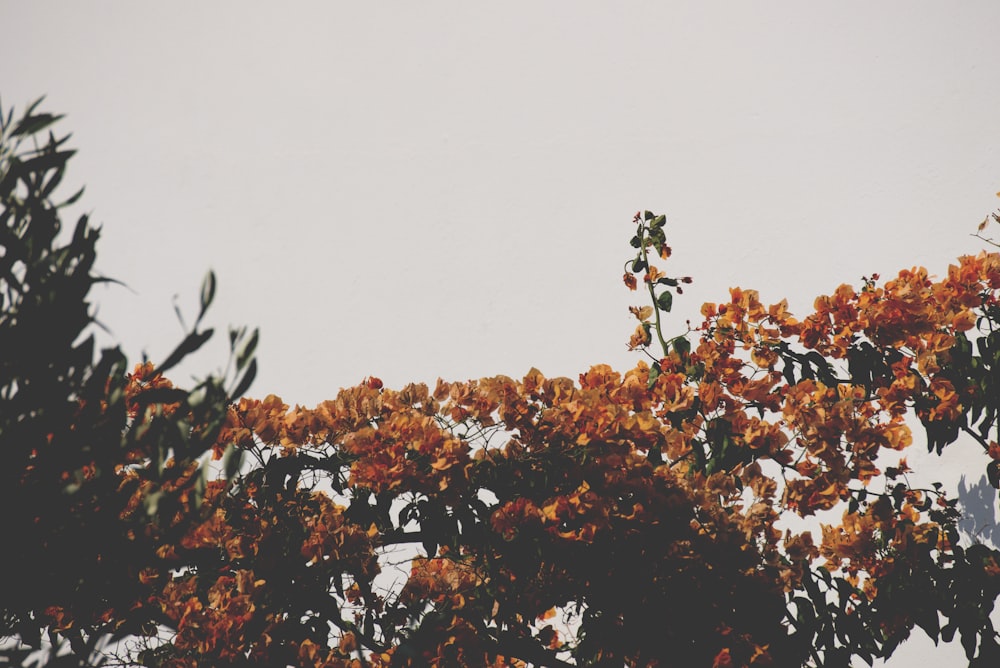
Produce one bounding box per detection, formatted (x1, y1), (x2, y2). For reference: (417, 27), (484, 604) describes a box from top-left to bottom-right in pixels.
(73, 213), (1000, 667)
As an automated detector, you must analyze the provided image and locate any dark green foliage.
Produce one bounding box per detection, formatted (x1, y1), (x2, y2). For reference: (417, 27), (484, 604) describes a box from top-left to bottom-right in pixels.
(0, 99), (255, 666)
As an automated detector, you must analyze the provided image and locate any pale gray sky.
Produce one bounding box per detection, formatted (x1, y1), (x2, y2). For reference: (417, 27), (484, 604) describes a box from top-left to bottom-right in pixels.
(4, 2), (1000, 664)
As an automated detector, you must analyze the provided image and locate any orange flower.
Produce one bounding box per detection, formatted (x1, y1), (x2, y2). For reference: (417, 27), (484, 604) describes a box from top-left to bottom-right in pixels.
(628, 324), (651, 350)
(712, 648), (734, 668)
(629, 305), (654, 322)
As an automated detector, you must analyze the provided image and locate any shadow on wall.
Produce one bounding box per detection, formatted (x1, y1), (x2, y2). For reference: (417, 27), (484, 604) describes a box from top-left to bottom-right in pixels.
(957, 474), (1000, 548)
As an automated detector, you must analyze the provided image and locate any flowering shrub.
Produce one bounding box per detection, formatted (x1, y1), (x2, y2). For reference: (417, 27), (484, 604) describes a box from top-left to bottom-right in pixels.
(5, 101), (1000, 667)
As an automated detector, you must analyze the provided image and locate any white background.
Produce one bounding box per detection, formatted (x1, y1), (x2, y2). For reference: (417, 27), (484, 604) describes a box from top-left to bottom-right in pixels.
(4, 3), (1000, 665)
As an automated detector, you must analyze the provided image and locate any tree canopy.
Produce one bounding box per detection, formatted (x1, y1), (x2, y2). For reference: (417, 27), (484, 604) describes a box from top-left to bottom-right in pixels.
(4, 100), (1000, 668)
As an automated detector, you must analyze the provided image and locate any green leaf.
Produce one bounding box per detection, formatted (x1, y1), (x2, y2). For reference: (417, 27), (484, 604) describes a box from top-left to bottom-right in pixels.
(187, 386), (207, 408)
(692, 439), (706, 472)
(422, 533), (438, 559)
(222, 443), (244, 480)
(672, 336), (690, 356)
(18, 149), (76, 177)
(236, 328), (259, 371)
(803, 567), (824, 603)
(656, 290), (673, 312)
(157, 328), (214, 375)
(11, 112), (64, 138)
(39, 165), (65, 198)
(230, 358), (257, 400)
(136, 387), (189, 406)
(194, 467), (208, 508)
(631, 257), (646, 272)
(647, 362), (661, 389)
(197, 271), (216, 325)
(25, 97), (45, 116)
(792, 597), (816, 628)
(58, 186), (85, 208)
(145, 490), (164, 517)
(229, 325), (247, 349)
(961, 624), (976, 659)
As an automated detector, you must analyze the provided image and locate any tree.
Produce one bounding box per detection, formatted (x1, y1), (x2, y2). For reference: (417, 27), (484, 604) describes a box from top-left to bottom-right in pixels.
(0, 100), (257, 666)
(4, 101), (1000, 667)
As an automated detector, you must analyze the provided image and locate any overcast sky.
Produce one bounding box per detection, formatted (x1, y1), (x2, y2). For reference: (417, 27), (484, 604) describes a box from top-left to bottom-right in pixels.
(5, 3), (1000, 664)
